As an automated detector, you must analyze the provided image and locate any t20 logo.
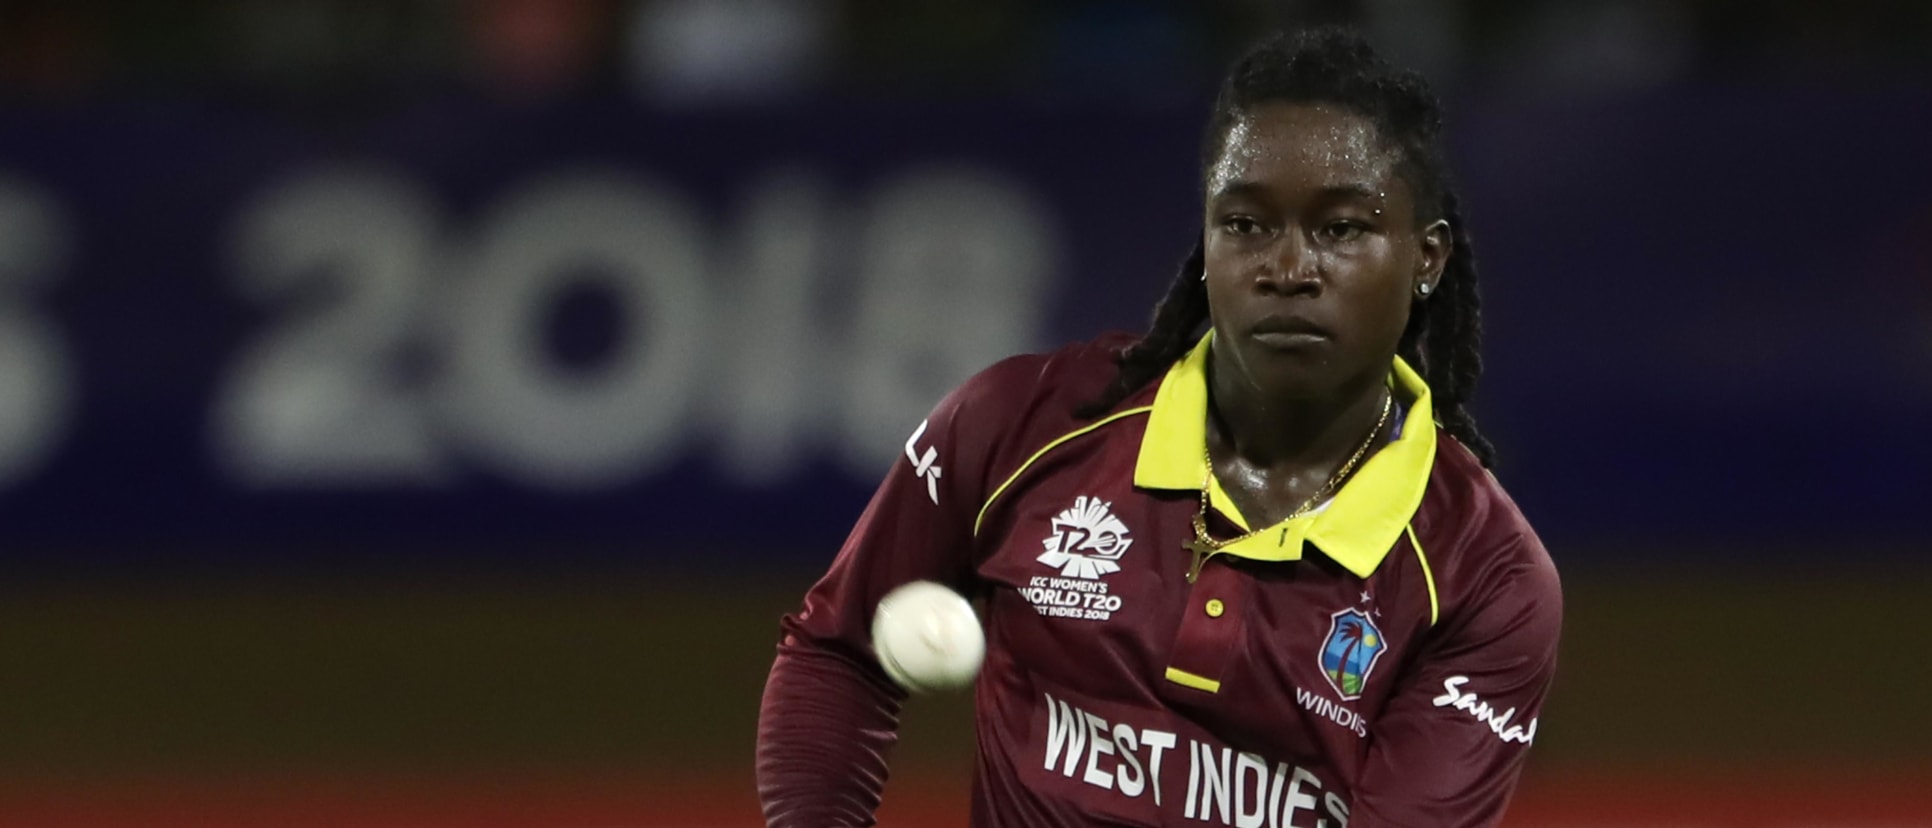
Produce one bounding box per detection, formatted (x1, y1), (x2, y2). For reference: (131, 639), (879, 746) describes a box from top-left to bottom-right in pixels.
(1036, 496), (1133, 579)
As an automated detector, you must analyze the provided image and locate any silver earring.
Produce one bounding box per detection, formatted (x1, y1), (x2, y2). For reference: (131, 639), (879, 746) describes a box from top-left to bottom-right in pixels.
(1416, 283), (1432, 297)
(1200, 271), (1207, 282)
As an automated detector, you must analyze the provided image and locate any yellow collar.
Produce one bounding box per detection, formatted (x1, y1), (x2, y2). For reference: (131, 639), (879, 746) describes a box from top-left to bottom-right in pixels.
(1132, 332), (1437, 578)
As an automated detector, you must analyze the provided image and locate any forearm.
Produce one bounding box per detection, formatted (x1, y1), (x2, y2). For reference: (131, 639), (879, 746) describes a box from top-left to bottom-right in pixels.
(756, 638), (908, 828)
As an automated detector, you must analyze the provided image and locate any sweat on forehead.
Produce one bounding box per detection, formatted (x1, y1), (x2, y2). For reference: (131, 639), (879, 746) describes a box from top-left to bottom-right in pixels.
(1205, 103), (1405, 198)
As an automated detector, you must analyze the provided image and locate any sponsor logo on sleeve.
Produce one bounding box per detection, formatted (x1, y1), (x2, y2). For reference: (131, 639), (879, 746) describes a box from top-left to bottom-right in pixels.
(903, 419), (942, 504)
(1432, 675), (1539, 745)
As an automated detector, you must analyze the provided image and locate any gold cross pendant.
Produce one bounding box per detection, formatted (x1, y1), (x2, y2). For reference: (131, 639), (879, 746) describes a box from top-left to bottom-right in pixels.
(1182, 537), (1217, 584)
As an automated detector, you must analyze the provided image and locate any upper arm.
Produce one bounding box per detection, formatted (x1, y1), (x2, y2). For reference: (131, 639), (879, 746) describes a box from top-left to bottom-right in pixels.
(1352, 536), (1563, 828)
(779, 355), (1039, 657)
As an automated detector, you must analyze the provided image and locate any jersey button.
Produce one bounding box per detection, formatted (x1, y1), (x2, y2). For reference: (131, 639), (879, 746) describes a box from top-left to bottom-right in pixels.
(1204, 598), (1225, 618)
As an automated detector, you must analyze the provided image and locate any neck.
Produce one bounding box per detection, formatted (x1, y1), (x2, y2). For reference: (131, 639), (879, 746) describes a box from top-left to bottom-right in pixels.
(1205, 358), (1391, 474)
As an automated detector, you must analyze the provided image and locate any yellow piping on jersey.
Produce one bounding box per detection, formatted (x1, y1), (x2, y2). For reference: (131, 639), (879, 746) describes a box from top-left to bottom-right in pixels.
(1407, 523), (1439, 626)
(974, 406), (1154, 536)
(1163, 667), (1221, 694)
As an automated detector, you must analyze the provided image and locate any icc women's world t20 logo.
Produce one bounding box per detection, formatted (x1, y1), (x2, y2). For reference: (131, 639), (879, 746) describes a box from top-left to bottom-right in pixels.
(1036, 496), (1133, 579)
(1320, 608), (1388, 700)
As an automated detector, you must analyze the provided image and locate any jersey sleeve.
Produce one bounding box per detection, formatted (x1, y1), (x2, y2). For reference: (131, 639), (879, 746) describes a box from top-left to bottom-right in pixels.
(1351, 533), (1563, 828)
(756, 356), (1030, 828)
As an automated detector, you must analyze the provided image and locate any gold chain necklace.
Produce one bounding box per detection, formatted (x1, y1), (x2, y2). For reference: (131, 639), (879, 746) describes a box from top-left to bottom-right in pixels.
(1183, 391), (1392, 583)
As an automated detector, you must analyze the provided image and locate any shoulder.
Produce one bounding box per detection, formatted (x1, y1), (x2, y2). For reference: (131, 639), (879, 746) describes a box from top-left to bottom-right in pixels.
(1414, 435), (1562, 624)
(922, 332), (1141, 491)
(942, 331), (1138, 426)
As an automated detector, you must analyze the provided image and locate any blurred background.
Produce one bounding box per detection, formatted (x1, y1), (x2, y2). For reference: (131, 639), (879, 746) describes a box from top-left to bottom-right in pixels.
(0, 0), (1928, 825)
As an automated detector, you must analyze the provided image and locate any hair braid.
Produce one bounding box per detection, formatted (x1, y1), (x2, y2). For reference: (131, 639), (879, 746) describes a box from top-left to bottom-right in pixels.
(1074, 241), (1207, 419)
(1401, 190), (1497, 467)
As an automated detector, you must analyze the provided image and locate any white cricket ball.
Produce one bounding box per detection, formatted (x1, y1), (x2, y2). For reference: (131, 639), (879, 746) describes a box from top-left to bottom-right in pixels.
(871, 581), (985, 693)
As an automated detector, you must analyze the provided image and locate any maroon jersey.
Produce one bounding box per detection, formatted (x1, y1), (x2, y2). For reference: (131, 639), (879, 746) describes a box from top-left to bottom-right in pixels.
(757, 333), (1562, 828)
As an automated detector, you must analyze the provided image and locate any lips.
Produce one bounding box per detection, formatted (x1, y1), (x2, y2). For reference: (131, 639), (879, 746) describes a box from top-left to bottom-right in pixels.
(1250, 314), (1330, 347)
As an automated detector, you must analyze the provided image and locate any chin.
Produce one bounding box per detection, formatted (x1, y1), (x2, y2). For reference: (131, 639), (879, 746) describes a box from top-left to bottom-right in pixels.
(1233, 350), (1339, 399)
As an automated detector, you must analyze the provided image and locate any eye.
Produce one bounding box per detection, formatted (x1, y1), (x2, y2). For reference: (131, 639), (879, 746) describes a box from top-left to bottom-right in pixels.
(1321, 221), (1366, 242)
(1220, 216), (1265, 236)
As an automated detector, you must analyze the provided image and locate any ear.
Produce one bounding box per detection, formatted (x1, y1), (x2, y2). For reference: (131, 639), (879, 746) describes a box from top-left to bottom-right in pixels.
(1414, 218), (1453, 297)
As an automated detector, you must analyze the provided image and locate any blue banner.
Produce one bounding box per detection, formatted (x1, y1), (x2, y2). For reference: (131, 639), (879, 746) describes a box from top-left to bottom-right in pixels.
(0, 90), (1924, 563)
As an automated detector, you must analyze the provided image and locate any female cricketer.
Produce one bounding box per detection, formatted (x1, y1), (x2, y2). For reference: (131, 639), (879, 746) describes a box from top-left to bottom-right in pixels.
(757, 27), (1562, 828)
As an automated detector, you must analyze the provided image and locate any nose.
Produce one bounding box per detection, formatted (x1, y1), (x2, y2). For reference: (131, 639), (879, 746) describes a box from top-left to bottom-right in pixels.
(1257, 231), (1321, 296)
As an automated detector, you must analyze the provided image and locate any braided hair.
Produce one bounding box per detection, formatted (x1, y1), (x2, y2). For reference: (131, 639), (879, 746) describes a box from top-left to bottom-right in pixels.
(1078, 27), (1497, 468)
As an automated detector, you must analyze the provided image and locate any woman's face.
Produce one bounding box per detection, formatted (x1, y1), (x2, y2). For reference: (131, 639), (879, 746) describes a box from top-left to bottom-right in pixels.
(1202, 101), (1448, 401)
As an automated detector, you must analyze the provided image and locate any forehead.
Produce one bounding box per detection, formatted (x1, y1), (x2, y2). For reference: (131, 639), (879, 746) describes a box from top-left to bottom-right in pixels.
(1207, 102), (1401, 197)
